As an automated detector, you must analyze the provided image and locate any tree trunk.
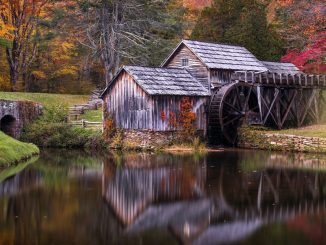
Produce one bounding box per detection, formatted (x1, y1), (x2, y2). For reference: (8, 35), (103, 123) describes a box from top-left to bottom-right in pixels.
(6, 48), (19, 91)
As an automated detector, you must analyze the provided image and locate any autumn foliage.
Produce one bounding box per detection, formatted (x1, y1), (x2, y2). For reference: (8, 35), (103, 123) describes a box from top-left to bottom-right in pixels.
(281, 31), (326, 74)
(160, 97), (197, 141)
(0, 0), (325, 94)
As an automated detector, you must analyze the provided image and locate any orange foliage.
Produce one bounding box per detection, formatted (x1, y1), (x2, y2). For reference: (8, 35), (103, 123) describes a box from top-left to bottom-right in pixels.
(103, 103), (116, 139)
(168, 112), (177, 130)
(179, 97), (197, 140)
(160, 111), (166, 122)
(183, 0), (211, 9)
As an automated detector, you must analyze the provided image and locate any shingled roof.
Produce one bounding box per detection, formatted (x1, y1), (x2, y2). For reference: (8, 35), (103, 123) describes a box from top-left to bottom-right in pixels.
(261, 61), (301, 74)
(163, 40), (268, 72)
(101, 66), (210, 97)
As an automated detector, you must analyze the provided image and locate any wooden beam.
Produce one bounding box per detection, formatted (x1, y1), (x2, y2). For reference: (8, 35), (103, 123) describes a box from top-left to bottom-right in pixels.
(280, 90), (298, 127)
(299, 89), (317, 126)
(262, 88), (280, 125)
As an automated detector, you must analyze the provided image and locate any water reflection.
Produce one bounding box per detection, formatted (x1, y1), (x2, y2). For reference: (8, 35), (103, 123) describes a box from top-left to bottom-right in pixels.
(0, 149), (325, 244)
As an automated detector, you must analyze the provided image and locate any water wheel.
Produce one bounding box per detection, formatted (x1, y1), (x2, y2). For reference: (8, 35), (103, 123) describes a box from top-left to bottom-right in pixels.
(208, 82), (259, 145)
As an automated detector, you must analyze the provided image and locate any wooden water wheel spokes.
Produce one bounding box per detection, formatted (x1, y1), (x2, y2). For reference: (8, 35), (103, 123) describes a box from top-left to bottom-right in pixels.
(209, 82), (258, 145)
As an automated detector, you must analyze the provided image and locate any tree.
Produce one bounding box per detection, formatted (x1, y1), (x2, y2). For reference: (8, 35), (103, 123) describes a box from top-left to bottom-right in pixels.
(274, 0), (325, 73)
(191, 0), (285, 61)
(0, 0), (48, 91)
(76, 0), (187, 85)
(281, 31), (326, 74)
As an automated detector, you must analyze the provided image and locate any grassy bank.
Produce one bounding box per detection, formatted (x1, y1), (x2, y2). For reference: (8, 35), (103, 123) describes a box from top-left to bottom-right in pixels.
(0, 132), (39, 167)
(0, 92), (89, 108)
(239, 126), (326, 153)
(266, 124), (326, 138)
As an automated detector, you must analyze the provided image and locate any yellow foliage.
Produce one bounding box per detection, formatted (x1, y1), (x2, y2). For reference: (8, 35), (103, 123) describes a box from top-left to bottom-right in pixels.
(0, 75), (12, 91)
(53, 66), (79, 77)
(31, 70), (47, 80)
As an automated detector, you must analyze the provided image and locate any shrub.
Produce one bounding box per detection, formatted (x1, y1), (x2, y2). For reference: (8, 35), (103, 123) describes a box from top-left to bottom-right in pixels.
(192, 137), (206, 152)
(111, 129), (124, 150)
(21, 105), (106, 149)
(40, 104), (68, 123)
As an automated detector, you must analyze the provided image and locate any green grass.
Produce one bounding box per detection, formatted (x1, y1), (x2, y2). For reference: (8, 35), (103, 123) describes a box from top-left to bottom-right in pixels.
(81, 109), (102, 122)
(0, 92), (89, 108)
(267, 124), (326, 138)
(0, 132), (40, 167)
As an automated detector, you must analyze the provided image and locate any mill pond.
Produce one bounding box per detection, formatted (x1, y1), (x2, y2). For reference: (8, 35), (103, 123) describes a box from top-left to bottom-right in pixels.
(0, 149), (326, 245)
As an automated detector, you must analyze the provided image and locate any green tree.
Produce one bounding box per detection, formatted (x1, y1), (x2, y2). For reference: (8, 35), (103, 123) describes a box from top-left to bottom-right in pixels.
(191, 0), (285, 61)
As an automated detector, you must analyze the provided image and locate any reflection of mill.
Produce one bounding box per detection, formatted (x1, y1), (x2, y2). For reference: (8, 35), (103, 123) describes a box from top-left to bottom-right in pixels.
(103, 158), (326, 244)
(102, 162), (207, 225)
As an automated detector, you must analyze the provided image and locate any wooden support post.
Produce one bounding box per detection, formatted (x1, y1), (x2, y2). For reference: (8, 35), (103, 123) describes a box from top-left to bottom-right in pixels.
(275, 90), (282, 129)
(279, 73), (282, 86)
(273, 73), (276, 85)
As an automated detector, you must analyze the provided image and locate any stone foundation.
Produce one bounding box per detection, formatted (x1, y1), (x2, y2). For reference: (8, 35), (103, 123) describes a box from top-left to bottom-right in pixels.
(123, 130), (176, 149)
(239, 127), (326, 153)
(0, 100), (42, 139)
(121, 129), (205, 149)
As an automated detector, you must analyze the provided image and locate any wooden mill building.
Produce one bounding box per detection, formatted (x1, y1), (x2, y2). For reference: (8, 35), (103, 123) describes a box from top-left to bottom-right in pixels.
(101, 40), (326, 145)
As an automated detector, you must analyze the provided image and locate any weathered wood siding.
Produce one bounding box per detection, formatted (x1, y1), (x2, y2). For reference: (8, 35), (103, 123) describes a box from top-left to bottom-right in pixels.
(103, 71), (208, 132)
(151, 96), (207, 132)
(164, 45), (210, 91)
(104, 71), (153, 129)
(210, 69), (234, 87)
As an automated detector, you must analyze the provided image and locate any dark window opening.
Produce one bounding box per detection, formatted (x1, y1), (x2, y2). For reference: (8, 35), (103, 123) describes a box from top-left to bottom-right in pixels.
(0, 115), (17, 138)
(182, 58), (189, 67)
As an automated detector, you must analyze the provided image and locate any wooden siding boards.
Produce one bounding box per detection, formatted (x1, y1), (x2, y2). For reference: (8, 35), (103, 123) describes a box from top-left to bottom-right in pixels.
(210, 69), (234, 87)
(104, 71), (152, 130)
(103, 69), (208, 132)
(162, 44), (210, 90)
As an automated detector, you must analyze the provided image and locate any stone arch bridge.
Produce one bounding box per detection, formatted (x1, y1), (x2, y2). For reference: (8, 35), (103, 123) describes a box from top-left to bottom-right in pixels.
(0, 99), (42, 139)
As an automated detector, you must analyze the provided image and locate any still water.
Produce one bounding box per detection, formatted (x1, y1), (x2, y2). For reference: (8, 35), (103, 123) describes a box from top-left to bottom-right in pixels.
(0, 149), (326, 245)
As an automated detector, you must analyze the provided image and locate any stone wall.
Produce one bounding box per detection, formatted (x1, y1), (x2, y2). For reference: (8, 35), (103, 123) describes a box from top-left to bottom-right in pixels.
(121, 129), (205, 149)
(122, 130), (176, 149)
(0, 100), (42, 139)
(238, 127), (326, 153)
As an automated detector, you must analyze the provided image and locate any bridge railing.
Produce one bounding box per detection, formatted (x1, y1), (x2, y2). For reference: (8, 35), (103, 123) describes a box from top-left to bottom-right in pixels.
(232, 71), (326, 88)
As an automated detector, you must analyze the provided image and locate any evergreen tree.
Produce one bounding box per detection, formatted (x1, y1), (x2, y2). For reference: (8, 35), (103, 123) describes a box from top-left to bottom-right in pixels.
(191, 0), (285, 61)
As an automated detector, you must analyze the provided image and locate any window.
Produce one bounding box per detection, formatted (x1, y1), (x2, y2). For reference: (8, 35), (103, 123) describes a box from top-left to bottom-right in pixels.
(181, 58), (189, 67)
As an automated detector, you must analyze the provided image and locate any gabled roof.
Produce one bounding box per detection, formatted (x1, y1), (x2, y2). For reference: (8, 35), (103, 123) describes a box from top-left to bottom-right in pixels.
(101, 66), (210, 98)
(261, 61), (301, 74)
(162, 40), (268, 72)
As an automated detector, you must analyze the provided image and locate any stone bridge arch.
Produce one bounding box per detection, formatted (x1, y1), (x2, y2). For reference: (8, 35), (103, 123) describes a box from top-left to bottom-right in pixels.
(0, 115), (17, 138)
(0, 100), (42, 139)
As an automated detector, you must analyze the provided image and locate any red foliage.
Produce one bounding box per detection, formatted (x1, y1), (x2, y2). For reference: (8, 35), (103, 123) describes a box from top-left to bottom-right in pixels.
(168, 112), (177, 130)
(281, 31), (326, 74)
(160, 111), (166, 122)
